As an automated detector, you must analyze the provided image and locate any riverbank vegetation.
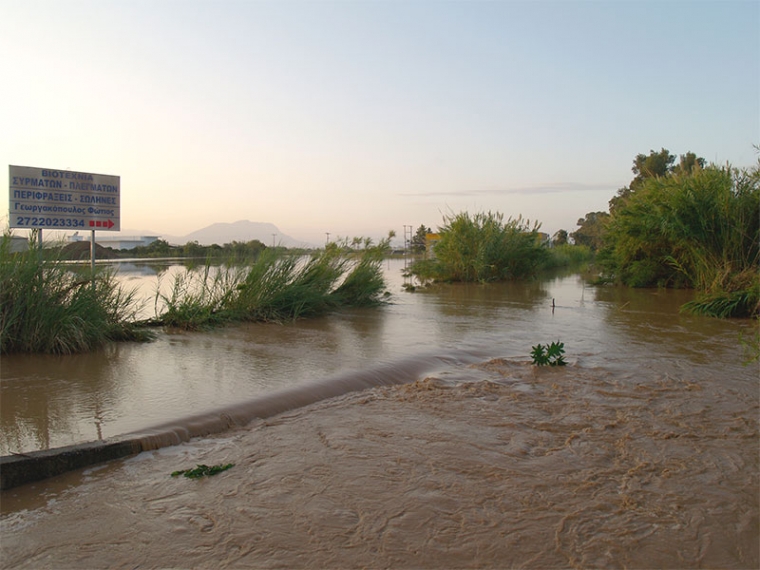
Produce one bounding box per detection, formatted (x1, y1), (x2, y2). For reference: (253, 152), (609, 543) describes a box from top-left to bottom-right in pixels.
(406, 211), (591, 284)
(0, 234), (151, 355)
(584, 149), (759, 318)
(405, 148), (757, 319)
(54, 237), (279, 262)
(1, 233), (393, 353)
(137, 236), (393, 330)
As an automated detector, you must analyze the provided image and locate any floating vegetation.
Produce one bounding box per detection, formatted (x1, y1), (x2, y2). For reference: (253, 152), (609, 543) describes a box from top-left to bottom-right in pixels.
(171, 463), (235, 479)
(531, 341), (567, 366)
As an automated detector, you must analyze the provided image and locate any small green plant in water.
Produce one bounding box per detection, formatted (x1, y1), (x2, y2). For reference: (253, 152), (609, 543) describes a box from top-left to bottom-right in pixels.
(531, 341), (567, 366)
(171, 463), (234, 479)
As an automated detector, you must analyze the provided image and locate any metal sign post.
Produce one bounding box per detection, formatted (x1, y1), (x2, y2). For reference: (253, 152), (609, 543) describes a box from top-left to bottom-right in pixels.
(91, 229), (97, 292)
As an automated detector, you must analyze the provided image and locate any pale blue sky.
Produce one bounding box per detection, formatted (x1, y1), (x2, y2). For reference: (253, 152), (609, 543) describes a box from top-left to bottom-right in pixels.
(1, 0), (757, 244)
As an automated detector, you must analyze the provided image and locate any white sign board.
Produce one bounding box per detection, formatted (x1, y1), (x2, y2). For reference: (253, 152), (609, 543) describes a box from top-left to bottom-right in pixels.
(9, 165), (120, 231)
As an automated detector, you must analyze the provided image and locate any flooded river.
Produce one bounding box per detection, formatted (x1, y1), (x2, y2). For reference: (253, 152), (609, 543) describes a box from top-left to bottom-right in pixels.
(1, 259), (758, 568)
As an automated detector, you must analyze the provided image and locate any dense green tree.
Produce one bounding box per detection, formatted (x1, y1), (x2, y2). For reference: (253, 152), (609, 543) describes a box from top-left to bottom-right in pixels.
(183, 240), (204, 257)
(552, 229), (569, 246)
(631, 148), (676, 188)
(672, 151), (707, 176)
(223, 240), (267, 260)
(610, 149), (704, 212)
(571, 212), (609, 251)
(130, 238), (176, 257)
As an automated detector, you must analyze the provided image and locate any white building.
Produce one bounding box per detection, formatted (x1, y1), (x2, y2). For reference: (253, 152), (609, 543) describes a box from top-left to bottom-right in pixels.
(68, 233), (159, 250)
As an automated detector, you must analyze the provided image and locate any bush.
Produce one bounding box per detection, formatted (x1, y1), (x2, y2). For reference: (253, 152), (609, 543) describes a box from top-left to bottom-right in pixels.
(408, 211), (549, 283)
(600, 164), (759, 317)
(545, 244), (592, 269)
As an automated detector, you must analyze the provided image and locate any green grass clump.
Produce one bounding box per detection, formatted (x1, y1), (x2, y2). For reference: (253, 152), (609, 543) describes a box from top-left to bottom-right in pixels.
(151, 236), (393, 329)
(153, 263), (245, 330)
(1, 233), (151, 355)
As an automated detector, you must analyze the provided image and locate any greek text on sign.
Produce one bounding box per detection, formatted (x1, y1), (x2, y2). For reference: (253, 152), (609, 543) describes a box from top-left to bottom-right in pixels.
(9, 165), (120, 231)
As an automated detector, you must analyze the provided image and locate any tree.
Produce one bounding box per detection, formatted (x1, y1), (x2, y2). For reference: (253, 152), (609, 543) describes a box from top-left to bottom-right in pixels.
(631, 148), (675, 189)
(183, 240), (204, 257)
(410, 225), (430, 253)
(552, 229), (568, 246)
(223, 239), (267, 259)
(143, 239), (174, 256)
(571, 212), (609, 251)
(610, 149), (705, 212)
(672, 151), (706, 176)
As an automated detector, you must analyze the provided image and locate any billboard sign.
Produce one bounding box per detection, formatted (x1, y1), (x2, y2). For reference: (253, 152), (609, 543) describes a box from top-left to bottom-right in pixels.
(9, 165), (120, 231)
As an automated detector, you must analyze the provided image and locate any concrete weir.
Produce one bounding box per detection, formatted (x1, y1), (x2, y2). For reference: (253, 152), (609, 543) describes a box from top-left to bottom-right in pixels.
(1, 440), (142, 491)
(1, 352), (473, 490)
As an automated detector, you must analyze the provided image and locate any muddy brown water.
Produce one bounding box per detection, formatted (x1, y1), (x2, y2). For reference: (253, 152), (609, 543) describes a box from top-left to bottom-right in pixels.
(1, 259), (758, 568)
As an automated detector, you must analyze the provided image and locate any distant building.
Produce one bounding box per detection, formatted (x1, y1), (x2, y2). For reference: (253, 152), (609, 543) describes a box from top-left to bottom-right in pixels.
(8, 236), (29, 253)
(68, 233), (159, 250)
(425, 233), (441, 257)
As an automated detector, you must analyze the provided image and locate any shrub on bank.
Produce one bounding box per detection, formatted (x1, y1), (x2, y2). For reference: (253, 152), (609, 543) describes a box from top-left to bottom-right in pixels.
(599, 164), (759, 317)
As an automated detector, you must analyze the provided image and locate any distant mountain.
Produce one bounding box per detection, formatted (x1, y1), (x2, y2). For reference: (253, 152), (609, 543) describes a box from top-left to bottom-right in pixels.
(172, 220), (307, 248)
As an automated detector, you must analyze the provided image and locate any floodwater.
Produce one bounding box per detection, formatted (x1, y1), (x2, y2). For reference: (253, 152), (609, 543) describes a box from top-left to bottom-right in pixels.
(1, 259), (758, 568)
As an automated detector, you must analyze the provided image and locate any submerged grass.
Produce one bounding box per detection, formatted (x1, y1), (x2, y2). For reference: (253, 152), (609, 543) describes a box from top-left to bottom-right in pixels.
(2, 231), (392, 351)
(149, 236), (393, 330)
(171, 463), (235, 479)
(1, 233), (152, 355)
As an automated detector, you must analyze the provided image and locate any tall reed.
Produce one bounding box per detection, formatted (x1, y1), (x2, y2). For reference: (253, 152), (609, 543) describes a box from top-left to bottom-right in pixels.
(231, 245), (350, 322)
(545, 244), (592, 269)
(0, 233), (149, 354)
(153, 263), (247, 330)
(409, 211), (549, 283)
(150, 237), (392, 329)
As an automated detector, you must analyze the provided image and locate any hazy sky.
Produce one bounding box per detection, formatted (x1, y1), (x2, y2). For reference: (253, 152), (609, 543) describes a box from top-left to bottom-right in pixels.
(1, 0), (757, 244)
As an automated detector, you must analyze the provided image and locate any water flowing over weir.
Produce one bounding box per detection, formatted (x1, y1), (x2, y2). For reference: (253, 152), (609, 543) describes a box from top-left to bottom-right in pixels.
(1, 351), (482, 489)
(129, 351), (483, 452)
